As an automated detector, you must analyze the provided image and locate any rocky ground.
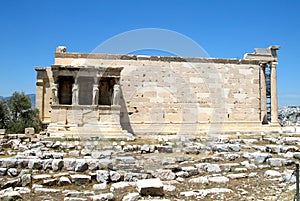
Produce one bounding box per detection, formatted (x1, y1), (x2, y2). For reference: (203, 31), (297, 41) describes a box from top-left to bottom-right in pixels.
(279, 106), (300, 126)
(0, 131), (300, 201)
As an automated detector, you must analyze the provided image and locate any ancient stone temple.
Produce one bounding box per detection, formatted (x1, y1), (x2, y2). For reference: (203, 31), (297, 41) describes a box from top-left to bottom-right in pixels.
(35, 46), (280, 138)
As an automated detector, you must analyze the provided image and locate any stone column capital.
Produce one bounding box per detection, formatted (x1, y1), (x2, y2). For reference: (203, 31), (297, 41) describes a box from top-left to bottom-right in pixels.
(259, 62), (267, 67)
(270, 62), (278, 68)
(53, 76), (59, 83)
(93, 77), (99, 84)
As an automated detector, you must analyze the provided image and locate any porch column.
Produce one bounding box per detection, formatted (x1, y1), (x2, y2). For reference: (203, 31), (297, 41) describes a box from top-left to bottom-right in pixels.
(51, 83), (58, 105)
(93, 84), (99, 105)
(270, 62), (279, 125)
(112, 84), (120, 105)
(72, 78), (79, 105)
(260, 63), (267, 124)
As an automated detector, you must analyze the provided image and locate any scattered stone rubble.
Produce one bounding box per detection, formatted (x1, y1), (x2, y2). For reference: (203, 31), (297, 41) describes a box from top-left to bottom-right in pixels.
(0, 132), (300, 200)
(279, 106), (300, 126)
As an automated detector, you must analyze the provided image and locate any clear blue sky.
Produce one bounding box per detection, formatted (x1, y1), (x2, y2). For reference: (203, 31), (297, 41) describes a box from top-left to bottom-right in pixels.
(0, 0), (299, 106)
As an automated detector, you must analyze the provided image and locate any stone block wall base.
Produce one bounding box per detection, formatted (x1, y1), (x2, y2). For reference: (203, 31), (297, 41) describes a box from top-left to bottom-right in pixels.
(47, 123), (132, 139)
(269, 122), (281, 127)
(46, 121), (283, 139)
(129, 121), (282, 135)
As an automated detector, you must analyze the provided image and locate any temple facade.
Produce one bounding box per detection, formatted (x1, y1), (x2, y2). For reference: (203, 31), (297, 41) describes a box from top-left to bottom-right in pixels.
(35, 46), (280, 138)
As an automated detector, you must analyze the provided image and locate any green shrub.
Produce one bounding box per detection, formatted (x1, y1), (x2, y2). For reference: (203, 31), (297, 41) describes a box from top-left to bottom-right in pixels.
(2, 92), (41, 134)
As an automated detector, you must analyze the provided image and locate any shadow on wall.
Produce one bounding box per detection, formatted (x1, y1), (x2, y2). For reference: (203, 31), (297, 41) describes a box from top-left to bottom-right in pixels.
(119, 87), (134, 134)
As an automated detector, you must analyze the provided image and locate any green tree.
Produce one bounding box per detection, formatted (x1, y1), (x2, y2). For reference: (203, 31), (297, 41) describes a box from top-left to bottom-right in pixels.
(6, 92), (41, 134)
(0, 99), (8, 129)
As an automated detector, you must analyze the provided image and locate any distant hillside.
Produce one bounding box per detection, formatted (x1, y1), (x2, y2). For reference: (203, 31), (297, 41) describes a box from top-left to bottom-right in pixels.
(0, 94), (36, 108)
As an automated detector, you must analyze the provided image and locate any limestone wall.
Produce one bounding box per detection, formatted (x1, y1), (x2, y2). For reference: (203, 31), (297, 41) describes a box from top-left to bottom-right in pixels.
(35, 68), (53, 124)
(47, 54), (262, 134)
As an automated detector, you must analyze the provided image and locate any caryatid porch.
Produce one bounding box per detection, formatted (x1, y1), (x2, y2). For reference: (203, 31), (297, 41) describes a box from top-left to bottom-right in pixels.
(46, 65), (131, 138)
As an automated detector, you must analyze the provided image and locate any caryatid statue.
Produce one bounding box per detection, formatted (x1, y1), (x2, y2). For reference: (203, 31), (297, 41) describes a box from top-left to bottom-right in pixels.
(112, 84), (120, 105)
(92, 84), (99, 105)
(51, 83), (58, 105)
(72, 83), (78, 105)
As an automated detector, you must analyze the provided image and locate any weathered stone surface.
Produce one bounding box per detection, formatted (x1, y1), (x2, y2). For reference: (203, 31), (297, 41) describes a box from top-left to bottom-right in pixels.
(208, 176), (229, 183)
(91, 193), (115, 201)
(161, 158), (176, 166)
(62, 190), (92, 197)
(234, 167), (247, 172)
(189, 176), (209, 184)
(264, 170), (281, 177)
(156, 146), (173, 153)
(64, 198), (88, 201)
(28, 159), (43, 169)
(96, 170), (110, 183)
(122, 192), (140, 201)
(281, 145), (299, 153)
(91, 150), (114, 159)
(93, 182), (107, 190)
(43, 178), (57, 186)
(14, 187), (31, 194)
(183, 145), (200, 155)
(175, 171), (189, 178)
(0, 158), (17, 168)
(42, 159), (53, 170)
(241, 161), (257, 170)
(293, 152), (300, 159)
(70, 174), (91, 184)
(139, 200), (170, 201)
(86, 159), (99, 170)
(98, 159), (114, 170)
(266, 145), (281, 153)
(252, 152), (272, 163)
(252, 145), (266, 152)
(34, 187), (60, 193)
(20, 174), (31, 186)
(80, 149), (92, 156)
(163, 184), (176, 192)
(74, 160), (88, 172)
(41, 141), (55, 148)
(32, 174), (52, 181)
(110, 171), (121, 182)
(140, 145), (151, 153)
(64, 158), (77, 171)
(0, 190), (23, 201)
(211, 144), (229, 152)
(205, 164), (221, 172)
(111, 182), (132, 191)
(267, 158), (287, 167)
(136, 178), (164, 196)
(180, 188), (233, 197)
(116, 156), (136, 164)
(52, 159), (64, 171)
(0, 167), (7, 176)
(58, 176), (71, 186)
(227, 173), (247, 179)
(228, 144), (241, 152)
(224, 153), (240, 161)
(41, 152), (54, 159)
(69, 150), (80, 157)
(1, 178), (20, 189)
(124, 173), (148, 182)
(16, 159), (29, 169)
(152, 169), (176, 180)
(181, 166), (198, 176)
